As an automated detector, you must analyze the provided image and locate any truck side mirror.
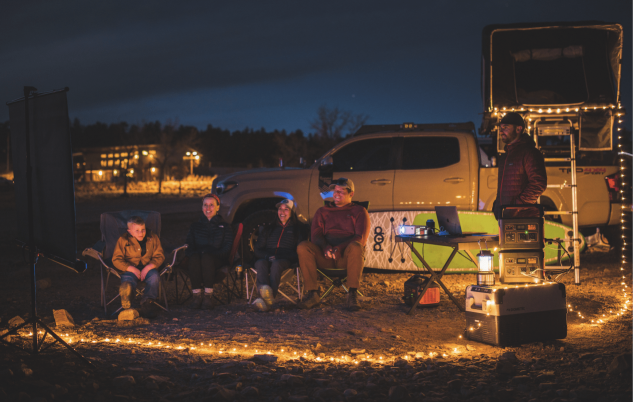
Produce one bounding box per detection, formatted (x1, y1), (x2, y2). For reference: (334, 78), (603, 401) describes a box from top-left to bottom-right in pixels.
(318, 156), (333, 172)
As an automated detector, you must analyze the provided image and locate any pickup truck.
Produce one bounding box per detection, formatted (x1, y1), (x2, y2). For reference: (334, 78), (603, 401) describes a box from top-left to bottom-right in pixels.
(215, 123), (621, 268)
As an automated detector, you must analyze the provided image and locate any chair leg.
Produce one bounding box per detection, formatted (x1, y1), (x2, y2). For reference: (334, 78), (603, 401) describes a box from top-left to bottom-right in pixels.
(296, 267), (302, 301)
(161, 280), (169, 311)
(100, 265), (106, 314)
(320, 284), (336, 300)
(278, 290), (297, 304)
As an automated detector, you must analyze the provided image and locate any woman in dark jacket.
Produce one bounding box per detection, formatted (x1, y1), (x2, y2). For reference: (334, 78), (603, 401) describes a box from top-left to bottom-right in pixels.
(253, 198), (304, 311)
(185, 193), (233, 309)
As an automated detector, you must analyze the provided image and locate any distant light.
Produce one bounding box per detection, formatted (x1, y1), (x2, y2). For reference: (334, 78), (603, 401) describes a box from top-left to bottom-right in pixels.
(98, 171), (103, 176)
(186, 152), (191, 156)
(151, 167), (156, 173)
(192, 152), (197, 156)
(142, 150), (149, 156)
(195, 155), (199, 160)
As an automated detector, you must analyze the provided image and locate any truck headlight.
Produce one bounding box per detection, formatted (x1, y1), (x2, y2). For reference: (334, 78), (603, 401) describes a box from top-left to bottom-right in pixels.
(216, 181), (238, 195)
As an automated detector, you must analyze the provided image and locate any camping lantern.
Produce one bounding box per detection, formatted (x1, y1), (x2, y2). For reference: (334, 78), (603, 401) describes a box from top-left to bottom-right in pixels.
(477, 240), (495, 286)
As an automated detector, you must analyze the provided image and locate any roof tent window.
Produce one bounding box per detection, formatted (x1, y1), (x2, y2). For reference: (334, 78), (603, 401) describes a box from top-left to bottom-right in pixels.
(513, 46), (588, 104)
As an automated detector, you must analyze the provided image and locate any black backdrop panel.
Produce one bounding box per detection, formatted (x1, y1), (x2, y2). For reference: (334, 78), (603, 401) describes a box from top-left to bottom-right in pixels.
(8, 90), (78, 266)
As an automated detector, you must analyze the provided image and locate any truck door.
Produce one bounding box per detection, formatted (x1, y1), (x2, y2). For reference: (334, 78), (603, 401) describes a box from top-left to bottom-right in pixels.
(322, 137), (396, 212)
(393, 135), (472, 210)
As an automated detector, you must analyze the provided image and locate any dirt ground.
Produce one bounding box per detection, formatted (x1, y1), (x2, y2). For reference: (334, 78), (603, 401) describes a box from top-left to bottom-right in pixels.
(0, 193), (631, 402)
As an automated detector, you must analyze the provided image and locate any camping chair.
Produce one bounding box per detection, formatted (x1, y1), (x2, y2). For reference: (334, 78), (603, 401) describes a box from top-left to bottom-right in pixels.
(246, 263), (304, 305)
(81, 210), (186, 316)
(315, 200), (369, 303)
(172, 223), (245, 305)
(244, 223), (304, 305)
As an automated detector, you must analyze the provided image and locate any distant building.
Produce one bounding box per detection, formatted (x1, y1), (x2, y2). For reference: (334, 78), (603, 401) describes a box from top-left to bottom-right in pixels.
(74, 144), (200, 182)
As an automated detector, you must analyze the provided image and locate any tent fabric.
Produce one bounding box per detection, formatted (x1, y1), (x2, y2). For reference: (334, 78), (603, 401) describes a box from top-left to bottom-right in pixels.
(580, 111), (613, 151)
(100, 211), (161, 259)
(481, 21), (622, 110)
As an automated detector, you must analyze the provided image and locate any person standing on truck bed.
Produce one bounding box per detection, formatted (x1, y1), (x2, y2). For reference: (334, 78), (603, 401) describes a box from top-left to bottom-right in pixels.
(297, 178), (371, 311)
(493, 112), (547, 219)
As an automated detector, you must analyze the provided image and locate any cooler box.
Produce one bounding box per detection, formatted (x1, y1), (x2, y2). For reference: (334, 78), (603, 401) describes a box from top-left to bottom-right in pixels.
(465, 282), (567, 346)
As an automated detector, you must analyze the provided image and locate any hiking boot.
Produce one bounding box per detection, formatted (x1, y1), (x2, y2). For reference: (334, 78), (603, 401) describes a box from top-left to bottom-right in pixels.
(347, 290), (362, 311)
(200, 293), (214, 310)
(297, 290), (320, 310)
(120, 282), (133, 309)
(253, 297), (270, 312)
(258, 285), (274, 307)
(187, 292), (203, 309)
(140, 298), (161, 318)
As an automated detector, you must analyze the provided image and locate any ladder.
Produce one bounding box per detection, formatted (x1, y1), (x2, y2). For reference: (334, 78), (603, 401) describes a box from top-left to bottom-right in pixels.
(531, 116), (581, 284)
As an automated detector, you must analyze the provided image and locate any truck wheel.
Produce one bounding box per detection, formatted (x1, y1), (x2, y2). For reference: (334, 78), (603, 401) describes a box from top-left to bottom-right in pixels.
(241, 209), (278, 264)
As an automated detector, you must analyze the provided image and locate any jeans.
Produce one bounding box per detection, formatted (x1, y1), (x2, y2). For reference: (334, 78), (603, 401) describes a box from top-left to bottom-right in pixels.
(254, 258), (292, 293)
(120, 268), (160, 301)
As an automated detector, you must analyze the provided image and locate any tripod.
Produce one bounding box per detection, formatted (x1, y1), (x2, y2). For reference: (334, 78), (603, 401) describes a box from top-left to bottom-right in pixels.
(0, 86), (93, 367)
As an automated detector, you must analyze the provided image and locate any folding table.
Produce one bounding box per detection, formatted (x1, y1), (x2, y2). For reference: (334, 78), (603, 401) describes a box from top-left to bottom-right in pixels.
(395, 234), (499, 315)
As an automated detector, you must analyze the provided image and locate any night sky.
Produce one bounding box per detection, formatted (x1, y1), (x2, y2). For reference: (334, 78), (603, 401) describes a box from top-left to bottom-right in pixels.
(2, 0), (631, 134)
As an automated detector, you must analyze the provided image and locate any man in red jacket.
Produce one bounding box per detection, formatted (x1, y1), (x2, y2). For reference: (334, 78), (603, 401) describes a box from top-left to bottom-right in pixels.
(493, 112), (547, 219)
(297, 178), (370, 311)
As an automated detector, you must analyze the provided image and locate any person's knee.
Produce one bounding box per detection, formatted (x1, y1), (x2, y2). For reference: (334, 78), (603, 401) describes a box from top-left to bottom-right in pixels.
(144, 269), (160, 283)
(345, 241), (363, 255)
(254, 259), (269, 270)
(297, 241), (311, 253)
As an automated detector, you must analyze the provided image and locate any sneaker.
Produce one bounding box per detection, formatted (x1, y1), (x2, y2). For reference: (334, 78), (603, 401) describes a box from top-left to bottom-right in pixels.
(347, 290), (362, 311)
(253, 297), (270, 312)
(187, 292), (203, 309)
(140, 298), (161, 318)
(120, 282), (133, 310)
(258, 285), (274, 307)
(297, 290), (320, 310)
(200, 293), (214, 310)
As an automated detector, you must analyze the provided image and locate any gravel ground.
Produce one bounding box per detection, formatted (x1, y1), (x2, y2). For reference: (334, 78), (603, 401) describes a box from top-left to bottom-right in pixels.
(0, 195), (631, 402)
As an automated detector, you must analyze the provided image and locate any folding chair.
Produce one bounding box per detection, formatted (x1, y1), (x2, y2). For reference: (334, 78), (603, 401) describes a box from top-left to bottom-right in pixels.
(245, 223), (304, 305)
(171, 223), (245, 305)
(81, 210), (186, 316)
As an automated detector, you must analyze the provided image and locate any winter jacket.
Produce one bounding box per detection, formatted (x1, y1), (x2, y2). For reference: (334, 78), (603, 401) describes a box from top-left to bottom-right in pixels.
(311, 201), (371, 252)
(185, 214), (234, 257)
(253, 220), (304, 263)
(494, 133), (547, 218)
(112, 232), (165, 273)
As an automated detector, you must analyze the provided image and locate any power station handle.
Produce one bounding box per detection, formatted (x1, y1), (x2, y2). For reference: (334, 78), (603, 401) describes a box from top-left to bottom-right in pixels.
(500, 204), (544, 218)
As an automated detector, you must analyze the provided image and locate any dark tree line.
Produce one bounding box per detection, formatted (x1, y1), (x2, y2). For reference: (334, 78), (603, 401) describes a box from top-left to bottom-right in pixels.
(0, 105), (368, 174)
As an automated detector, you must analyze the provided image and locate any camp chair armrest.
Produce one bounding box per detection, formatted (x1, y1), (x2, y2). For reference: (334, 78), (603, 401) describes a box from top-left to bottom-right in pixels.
(92, 240), (106, 253)
(161, 244), (188, 275)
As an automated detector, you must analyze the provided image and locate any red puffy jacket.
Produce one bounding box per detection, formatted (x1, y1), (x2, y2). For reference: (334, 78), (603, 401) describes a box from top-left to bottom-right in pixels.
(495, 134), (547, 218)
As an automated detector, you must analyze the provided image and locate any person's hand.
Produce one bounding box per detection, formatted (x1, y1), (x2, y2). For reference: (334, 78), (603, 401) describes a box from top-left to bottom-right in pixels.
(268, 256), (276, 262)
(332, 247), (341, 260)
(127, 266), (141, 279)
(324, 245), (335, 259)
(140, 264), (155, 281)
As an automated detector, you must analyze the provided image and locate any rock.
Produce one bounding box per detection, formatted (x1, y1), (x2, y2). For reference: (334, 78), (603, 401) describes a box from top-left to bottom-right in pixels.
(608, 354), (632, 376)
(240, 386), (259, 397)
(460, 387), (475, 398)
(351, 348), (366, 354)
(466, 344), (476, 351)
(535, 371), (555, 382)
(280, 374), (302, 385)
(314, 379), (329, 386)
(118, 309), (139, 321)
(288, 396), (308, 401)
(239, 361), (256, 369)
(215, 385), (237, 400)
(112, 375), (136, 388)
(510, 375), (530, 384)
(117, 318), (150, 327)
(496, 389), (515, 399)
(316, 388), (338, 399)
(8, 316), (25, 328)
(388, 385), (407, 401)
(253, 354), (278, 363)
(539, 382), (556, 390)
(315, 342), (322, 350)
(53, 309), (75, 327)
(574, 385), (600, 401)
(350, 371), (365, 380)
(343, 388), (358, 398)
(495, 360), (516, 376)
(498, 351), (517, 362)
(0, 330), (12, 343)
(0, 369), (13, 378)
(51, 384), (68, 397)
(146, 375), (172, 387)
(36, 278), (52, 290)
(603, 268), (611, 275)
(447, 379), (463, 390)
(578, 353), (595, 360)
(21, 368), (33, 377)
(555, 389), (569, 397)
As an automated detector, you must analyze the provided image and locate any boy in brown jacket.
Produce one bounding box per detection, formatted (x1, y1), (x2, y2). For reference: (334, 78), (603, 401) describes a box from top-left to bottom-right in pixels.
(112, 216), (165, 317)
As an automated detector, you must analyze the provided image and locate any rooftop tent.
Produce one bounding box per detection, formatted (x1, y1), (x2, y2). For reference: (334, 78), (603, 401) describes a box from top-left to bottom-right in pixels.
(482, 21), (622, 109)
